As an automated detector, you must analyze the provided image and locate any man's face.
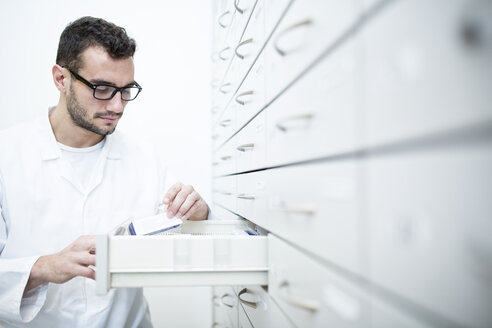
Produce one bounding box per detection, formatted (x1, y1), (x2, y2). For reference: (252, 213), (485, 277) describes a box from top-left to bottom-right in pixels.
(66, 46), (135, 136)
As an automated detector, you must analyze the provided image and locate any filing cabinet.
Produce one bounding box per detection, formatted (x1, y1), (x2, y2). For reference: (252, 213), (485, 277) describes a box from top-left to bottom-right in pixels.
(95, 0), (492, 327)
(210, 0), (492, 326)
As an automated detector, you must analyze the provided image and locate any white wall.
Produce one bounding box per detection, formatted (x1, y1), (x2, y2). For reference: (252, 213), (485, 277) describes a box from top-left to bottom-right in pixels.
(0, 1), (213, 327)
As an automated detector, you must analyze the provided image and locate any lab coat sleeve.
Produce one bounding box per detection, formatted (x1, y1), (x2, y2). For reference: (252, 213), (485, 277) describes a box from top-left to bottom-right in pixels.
(0, 171), (48, 323)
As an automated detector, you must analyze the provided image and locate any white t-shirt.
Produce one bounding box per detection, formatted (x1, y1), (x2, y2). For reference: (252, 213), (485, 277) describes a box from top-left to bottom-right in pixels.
(58, 139), (106, 191)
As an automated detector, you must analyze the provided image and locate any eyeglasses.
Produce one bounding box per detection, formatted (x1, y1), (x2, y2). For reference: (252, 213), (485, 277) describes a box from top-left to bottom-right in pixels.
(65, 68), (142, 101)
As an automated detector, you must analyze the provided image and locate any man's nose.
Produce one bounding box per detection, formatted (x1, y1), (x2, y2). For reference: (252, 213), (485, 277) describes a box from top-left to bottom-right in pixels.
(106, 92), (125, 113)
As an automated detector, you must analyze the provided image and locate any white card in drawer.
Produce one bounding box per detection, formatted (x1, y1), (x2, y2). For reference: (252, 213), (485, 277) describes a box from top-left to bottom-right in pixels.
(128, 213), (182, 235)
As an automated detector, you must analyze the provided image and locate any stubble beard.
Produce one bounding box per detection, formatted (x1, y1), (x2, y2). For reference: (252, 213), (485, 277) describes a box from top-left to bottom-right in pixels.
(66, 85), (122, 136)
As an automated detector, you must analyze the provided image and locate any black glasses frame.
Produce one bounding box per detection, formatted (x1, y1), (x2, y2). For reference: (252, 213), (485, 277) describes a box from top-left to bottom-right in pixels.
(65, 68), (142, 101)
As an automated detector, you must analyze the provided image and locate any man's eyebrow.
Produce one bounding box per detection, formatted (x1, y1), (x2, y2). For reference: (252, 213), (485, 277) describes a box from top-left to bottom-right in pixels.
(90, 79), (137, 87)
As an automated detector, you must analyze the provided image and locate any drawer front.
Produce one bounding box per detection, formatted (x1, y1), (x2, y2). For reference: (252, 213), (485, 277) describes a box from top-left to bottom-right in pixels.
(232, 52), (266, 133)
(213, 175), (237, 212)
(212, 204), (241, 221)
(212, 0), (235, 54)
(213, 105), (236, 151)
(239, 304), (254, 328)
(266, 36), (362, 167)
(214, 77), (237, 119)
(229, 0), (266, 87)
(234, 111), (267, 173)
(366, 140), (492, 327)
(228, 0), (258, 52)
(362, 0), (492, 147)
(268, 234), (370, 328)
(264, 0), (293, 35)
(213, 141), (237, 177)
(238, 285), (296, 328)
(370, 297), (432, 328)
(265, 0), (359, 100)
(211, 44), (234, 100)
(214, 286), (239, 328)
(96, 221), (268, 294)
(266, 161), (363, 275)
(236, 170), (268, 227)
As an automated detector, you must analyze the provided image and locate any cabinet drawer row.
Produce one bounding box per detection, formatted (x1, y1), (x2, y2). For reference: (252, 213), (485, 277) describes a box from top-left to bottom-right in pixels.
(212, 285), (295, 328)
(212, 0), (364, 148)
(212, 0), (492, 166)
(213, 139), (492, 327)
(212, 0), (258, 86)
(212, 0), (293, 121)
(212, 34), (361, 173)
(211, 235), (431, 328)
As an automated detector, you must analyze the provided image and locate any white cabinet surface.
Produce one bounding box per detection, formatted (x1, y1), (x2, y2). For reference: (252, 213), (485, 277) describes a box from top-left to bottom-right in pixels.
(366, 141), (492, 327)
(210, 0), (492, 327)
(97, 0), (492, 327)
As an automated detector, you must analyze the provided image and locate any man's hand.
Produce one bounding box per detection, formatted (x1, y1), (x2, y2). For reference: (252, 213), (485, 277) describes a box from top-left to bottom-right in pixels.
(163, 183), (209, 220)
(25, 236), (96, 293)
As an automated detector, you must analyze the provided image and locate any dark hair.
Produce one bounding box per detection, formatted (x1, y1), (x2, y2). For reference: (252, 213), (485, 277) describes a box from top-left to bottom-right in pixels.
(56, 16), (136, 71)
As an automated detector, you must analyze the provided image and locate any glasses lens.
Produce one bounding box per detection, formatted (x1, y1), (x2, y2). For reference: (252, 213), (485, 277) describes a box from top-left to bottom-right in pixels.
(94, 85), (117, 100)
(121, 87), (141, 101)
(93, 85), (141, 101)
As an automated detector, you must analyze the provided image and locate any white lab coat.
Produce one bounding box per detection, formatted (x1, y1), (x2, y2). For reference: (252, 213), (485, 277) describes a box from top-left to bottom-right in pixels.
(0, 113), (173, 327)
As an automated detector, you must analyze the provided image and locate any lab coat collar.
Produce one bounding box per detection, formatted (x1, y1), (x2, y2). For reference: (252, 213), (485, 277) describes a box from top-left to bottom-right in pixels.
(38, 111), (122, 161)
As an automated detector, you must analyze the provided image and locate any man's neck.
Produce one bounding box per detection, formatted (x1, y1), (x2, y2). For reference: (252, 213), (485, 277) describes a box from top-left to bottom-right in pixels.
(49, 104), (104, 148)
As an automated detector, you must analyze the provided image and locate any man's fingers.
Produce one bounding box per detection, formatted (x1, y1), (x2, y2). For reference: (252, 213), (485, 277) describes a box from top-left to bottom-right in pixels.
(177, 192), (200, 219)
(182, 200), (202, 220)
(167, 185), (194, 217)
(162, 182), (184, 205)
(75, 265), (96, 280)
(76, 253), (96, 266)
(71, 235), (96, 252)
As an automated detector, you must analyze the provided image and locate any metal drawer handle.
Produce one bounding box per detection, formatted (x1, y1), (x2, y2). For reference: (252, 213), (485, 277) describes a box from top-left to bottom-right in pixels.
(234, 0), (244, 14)
(279, 281), (320, 312)
(276, 113), (315, 132)
(235, 38), (253, 59)
(219, 46), (231, 61)
(235, 90), (254, 105)
(213, 189), (232, 195)
(274, 19), (313, 57)
(237, 194), (256, 200)
(220, 155), (232, 161)
(238, 288), (258, 309)
(219, 82), (232, 94)
(218, 10), (232, 28)
(236, 143), (255, 152)
(221, 293), (235, 308)
(280, 203), (317, 215)
(219, 119), (232, 127)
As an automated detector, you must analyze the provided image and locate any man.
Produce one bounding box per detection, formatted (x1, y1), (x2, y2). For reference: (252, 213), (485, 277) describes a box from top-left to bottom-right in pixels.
(0, 16), (209, 327)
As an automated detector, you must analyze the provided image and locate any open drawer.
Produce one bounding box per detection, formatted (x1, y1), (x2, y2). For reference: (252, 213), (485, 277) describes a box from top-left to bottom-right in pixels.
(96, 220), (268, 295)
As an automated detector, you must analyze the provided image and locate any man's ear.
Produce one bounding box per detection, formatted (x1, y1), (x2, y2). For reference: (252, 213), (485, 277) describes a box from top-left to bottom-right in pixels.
(52, 64), (69, 93)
